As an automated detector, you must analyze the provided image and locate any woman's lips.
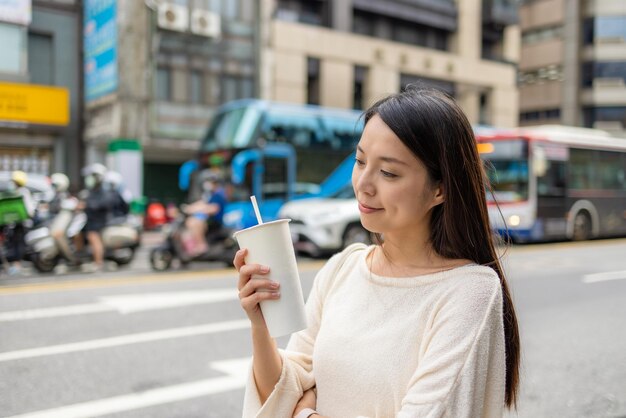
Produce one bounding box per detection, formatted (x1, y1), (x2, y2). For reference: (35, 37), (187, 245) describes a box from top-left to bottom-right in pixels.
(358, 202), (382, 214)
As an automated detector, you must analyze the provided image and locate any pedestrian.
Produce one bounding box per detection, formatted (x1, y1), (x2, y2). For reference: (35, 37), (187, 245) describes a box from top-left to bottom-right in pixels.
(234, 86), (520, 418)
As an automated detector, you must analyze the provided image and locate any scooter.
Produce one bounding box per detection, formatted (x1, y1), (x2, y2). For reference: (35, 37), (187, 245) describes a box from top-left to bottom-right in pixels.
(149, 213), (237, 271)
(25, 200), (142, 273)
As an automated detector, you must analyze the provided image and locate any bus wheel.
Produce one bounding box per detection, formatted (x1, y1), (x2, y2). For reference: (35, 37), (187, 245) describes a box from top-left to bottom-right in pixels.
(572, 212), (591, 241)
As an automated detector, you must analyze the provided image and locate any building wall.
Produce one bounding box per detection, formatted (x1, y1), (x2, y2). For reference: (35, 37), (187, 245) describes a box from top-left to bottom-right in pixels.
(262, 20), (519, 127)
(0, 1), (81, 181)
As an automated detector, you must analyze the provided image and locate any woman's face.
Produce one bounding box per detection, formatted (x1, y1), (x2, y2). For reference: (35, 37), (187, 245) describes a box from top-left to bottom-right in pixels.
(352, 114), (444, 240)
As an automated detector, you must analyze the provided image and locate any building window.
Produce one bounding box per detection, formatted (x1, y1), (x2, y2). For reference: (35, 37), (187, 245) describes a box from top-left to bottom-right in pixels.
(400, 74), (455, 98)
(0, 23), (26, 74)
(522, 25), (562, 44)
(275, 0), (329, 27)
(353, 65), (368, 110)
(581, 61), (626, 87)
(583, 107), (626, 129)
(220, 75), (254, 103)
(156, 67), (172, 101)
(28, 32), (54, 85)
(583, 16), (626, 44)
(479, 92), (489, 125)
(307, 57), (320, 105)
(189, 70), (204, 104)
(518, 65), (563, 85)
(520, 109), (561, 122)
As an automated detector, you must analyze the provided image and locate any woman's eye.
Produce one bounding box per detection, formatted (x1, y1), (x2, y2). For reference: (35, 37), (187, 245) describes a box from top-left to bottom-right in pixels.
(355, 158), (365, 166)
(381, 170), (398, 178)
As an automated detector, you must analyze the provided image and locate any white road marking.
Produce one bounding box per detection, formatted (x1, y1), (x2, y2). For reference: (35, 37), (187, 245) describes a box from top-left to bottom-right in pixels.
(0, 289), (239, 322)
(0, 319), (250, 362)
(582, 270), (626, 284)
(5, 357), (251, 418)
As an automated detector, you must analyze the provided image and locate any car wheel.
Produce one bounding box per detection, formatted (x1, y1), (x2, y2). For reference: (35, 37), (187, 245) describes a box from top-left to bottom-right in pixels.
(342, 224), (371, 248)
(572, 212), (591, 241)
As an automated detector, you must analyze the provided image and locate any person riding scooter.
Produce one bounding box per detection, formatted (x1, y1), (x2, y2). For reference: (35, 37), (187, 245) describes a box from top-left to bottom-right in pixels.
(48, 173), (78, 264)
(3, 171), (36, 275)
(78, 163), (113, 272)
(181, 171), (228, 258)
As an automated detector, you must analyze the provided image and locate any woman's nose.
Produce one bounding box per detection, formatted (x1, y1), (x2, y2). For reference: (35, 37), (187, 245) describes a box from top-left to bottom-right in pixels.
(354, 169), (375, 196)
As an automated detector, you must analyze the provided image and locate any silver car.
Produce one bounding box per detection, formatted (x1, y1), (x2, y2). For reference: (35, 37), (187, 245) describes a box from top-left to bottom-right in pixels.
(278, 186), (371, 257)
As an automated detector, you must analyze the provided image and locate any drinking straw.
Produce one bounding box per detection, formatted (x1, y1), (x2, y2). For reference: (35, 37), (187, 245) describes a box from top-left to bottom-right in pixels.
(250, 195), (263, 224)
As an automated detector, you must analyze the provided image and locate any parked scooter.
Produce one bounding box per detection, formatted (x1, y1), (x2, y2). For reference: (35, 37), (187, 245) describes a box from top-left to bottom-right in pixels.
(149, 212), (236, 271)
(25, 201), (142, 273)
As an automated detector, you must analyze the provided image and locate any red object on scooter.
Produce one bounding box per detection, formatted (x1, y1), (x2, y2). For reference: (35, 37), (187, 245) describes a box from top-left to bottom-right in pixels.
(145, 202), (167, 230)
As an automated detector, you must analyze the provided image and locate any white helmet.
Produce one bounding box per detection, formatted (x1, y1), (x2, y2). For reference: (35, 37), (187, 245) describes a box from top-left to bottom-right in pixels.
(104, 171), (123, 188)
(81, 163), (107, 179)
(50, 173), (70, 192)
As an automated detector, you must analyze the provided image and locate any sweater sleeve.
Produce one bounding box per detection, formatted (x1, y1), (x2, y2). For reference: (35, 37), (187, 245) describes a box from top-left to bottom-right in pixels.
(242, 246), (364, 418)
(394, 273), (506, 418)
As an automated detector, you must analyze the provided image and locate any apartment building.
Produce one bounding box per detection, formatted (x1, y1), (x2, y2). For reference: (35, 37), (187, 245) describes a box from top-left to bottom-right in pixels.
(83, 0), (257, 202)
(519, 0), (626, 137)
(0, 0), (81, 181)
(258, 0), (520, 128)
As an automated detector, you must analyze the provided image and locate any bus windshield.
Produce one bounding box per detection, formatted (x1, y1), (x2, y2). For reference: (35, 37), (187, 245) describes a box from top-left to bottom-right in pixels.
(479, 139), (529, 202)
(200, 106), (262, 152)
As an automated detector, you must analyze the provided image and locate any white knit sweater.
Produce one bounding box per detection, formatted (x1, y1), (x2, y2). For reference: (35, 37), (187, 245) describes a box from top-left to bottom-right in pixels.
(243, 244), (506, 418)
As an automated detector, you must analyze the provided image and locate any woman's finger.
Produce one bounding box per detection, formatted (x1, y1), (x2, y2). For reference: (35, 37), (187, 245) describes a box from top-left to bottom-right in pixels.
(233, 248), (247, 271)
(237, 263), (270, 291)
(240, 289), (281, 311)
(239, 276), (280, 299)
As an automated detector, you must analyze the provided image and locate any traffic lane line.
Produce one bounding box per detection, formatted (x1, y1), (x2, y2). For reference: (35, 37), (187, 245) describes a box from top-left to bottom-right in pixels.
(582, 270), (626, 284)
(0, 260), (327, 295)
(0, 319), (250, 362)
(5, 357), (250, 418)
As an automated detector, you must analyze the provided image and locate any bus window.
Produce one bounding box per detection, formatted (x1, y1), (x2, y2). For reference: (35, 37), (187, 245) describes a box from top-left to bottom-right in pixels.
(480, 139), (529, 202)
(537, 161), (566, 197)
(320, 116), (362, 150)
(262, 111), (321, 148)
(201, 106), (262, 151)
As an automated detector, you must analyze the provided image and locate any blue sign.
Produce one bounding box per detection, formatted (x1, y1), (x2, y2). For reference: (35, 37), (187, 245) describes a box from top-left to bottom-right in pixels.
(84, 0), (118, 101)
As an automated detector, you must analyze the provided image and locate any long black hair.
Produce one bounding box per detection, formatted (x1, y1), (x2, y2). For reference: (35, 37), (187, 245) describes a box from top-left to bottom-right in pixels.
(364, 86), (520, 408)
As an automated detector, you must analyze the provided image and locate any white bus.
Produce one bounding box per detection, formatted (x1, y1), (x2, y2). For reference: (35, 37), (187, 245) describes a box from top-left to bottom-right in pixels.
(476, 125), (626, 242)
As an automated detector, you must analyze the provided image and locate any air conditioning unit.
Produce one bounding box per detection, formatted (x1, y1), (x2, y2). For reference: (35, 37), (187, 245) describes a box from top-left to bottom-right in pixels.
(190, 9), (220, 38)
(157, 3), (189, 32)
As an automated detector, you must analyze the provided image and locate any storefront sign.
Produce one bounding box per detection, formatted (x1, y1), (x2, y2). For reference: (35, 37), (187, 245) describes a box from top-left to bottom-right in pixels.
(0, 82), (69, 126)
(0, 0), (31, 25)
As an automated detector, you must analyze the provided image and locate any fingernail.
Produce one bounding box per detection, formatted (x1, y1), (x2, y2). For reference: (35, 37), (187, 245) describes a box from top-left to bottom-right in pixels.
(270, 281), (279, 288)
(260, 266), (269, 273)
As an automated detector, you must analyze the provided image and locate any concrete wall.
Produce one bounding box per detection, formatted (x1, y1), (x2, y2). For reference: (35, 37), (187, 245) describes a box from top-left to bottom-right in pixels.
(520, 0), (564, 30)
(263, 20), (519, 127)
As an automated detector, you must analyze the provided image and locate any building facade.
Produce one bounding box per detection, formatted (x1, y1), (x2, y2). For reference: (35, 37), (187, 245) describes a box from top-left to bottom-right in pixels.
(83, 0), (257, 203)
(518, 0), (626, 137)
(0, 0), (81, 182)
(259, 0), (520, 128)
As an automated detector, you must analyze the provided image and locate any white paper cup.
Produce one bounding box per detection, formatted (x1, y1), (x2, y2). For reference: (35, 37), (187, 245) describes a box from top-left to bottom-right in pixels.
(233, 219), (307, 338)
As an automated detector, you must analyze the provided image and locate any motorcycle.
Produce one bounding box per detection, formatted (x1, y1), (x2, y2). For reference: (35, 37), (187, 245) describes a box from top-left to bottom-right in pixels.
(25, 199), (142, 273)
(149, 212), (237, 271)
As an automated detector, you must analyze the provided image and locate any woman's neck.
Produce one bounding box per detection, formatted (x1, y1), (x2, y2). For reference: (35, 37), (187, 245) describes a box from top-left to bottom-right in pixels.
(370, 235), (469, 277)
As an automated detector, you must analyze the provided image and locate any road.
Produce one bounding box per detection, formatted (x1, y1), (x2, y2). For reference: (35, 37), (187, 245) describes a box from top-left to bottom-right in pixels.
(1, 238), (625, 418)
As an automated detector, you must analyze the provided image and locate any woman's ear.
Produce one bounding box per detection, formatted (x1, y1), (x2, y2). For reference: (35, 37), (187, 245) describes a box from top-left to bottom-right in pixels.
(431, 183), (445, 207)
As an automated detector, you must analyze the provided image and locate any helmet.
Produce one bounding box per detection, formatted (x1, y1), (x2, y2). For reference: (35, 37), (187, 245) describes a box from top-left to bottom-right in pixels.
(200, 169), (223, 184)
(81, 163), (107, 179)
(51, 173), (70, 192)
(104, 171), (123, 188)
(11, 170), (28, 187)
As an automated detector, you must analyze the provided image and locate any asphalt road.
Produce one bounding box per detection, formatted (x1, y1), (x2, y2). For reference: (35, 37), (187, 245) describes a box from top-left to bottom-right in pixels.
(1, 238), (625, 418)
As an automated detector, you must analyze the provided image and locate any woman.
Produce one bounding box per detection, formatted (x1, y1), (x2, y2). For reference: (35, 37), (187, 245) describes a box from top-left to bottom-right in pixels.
(235, 87), (520, 418)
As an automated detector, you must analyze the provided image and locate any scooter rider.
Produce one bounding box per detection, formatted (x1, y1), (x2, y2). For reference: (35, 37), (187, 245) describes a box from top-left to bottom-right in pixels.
(183, 170), (228, 257)
(5, 171), (36, 275)
(104, 171), (132, 218)
(78, 163), (112, 272)
(48, 173), (78, 264)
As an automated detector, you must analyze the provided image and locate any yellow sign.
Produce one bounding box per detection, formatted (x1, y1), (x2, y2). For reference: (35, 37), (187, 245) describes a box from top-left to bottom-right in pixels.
(0, 82), (69, 126)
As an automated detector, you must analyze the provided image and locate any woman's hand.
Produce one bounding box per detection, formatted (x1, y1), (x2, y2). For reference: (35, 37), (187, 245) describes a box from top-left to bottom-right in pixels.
(234, 248), (281, 329)
(293, 388), (317, 418)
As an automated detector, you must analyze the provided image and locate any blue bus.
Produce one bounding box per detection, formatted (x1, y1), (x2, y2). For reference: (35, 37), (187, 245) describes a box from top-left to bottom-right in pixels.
(182, 100), (363, 229)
